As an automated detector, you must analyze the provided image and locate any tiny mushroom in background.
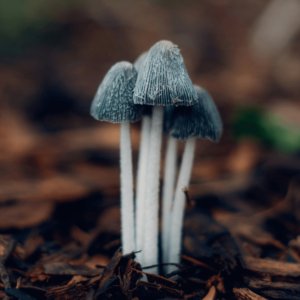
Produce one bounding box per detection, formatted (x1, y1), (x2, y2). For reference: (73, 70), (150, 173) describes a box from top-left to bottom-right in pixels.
(166, 85), (222, 273)
(90, 61), (141, 255)
(134, 40), (197, 272)
(133, 51), (151, 266)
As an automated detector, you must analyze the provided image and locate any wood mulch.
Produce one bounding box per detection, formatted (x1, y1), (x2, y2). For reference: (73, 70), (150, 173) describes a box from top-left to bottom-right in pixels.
(1, 101), (300, 300)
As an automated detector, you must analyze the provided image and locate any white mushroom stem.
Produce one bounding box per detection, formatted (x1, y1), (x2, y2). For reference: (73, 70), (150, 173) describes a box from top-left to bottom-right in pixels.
(162, 135), (178, 267)
(143, 106), (164, 274)
(135, 115), (151, 264)
(168, 137), (196, 273)
(120, 121), (135, 254)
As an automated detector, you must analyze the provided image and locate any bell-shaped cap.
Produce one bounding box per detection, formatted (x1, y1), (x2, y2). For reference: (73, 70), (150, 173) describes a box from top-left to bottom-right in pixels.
(133, 40), (197, 107)
(134, 51), (148, 73)
(170, 85), (222, 141)
(90, 61), (141, 123)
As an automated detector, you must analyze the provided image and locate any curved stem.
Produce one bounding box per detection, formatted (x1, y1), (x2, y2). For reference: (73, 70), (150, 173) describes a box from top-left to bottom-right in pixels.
(167, 137), (196, 273)
(162, 135), (178, 267)
(143, 106), (164, 274)
(135, 116), (151, 264)
(120, 122), (135, 254)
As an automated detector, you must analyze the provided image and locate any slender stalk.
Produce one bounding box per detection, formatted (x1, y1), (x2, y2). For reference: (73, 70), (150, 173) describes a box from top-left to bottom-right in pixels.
(135, 115), (151, 264)
(162, 135), (178, 267)
(143, 106), (164, 274)
(167, 137), (196, 273)
(120, 121), (135, 254)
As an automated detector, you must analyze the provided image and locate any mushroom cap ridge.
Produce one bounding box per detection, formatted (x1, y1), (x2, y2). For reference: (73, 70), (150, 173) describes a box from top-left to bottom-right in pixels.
(133, 40), (197, 107)
(170, 85), (222, 141)
(90, 61), (141, 123)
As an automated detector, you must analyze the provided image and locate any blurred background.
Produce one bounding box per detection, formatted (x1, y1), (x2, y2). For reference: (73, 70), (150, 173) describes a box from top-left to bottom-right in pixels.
(1, 0), (300, 260)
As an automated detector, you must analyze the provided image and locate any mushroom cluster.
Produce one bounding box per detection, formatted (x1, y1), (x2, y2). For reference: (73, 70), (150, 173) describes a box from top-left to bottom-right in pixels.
(90, 41), (222, 275)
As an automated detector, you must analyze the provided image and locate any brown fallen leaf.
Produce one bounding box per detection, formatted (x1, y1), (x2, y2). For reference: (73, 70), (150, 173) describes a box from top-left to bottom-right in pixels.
(87, 275), (102, 286)
(118, 258), (136, 297)
(0, 236), (16, 292)
(37, 244), (83, 265)
(0, 109), (39, 163)
(213, 211), (287, 259)
(22, 230), (44, 259)
(0, 201), (55, 230)
(0, 176), (90, 204)
(68, 275), (90, 285)
(202, 286), (217, 300)
(233, 287), (268, 300)
(43, 262), (103, 276)
(98, 247), (122, 291)
(244, 256), (300, 280)
(84, 254), (110, 270)
(45, 283), (87, 299)
(27, 267), (51, 283)
(206, 274), (225, 294)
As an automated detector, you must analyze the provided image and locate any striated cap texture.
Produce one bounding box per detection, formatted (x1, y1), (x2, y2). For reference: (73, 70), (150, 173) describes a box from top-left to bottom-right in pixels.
(134, 51), (148, 73)
(134, 52), (153, 116)
(170, 85), (222, 141)
(90, 61), (141, 123)
(133, 40), (197, 107)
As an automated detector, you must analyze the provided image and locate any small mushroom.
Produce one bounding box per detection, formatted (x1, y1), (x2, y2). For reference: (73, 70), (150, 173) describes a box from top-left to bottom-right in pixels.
(166, 85), (222, 272)
(134, 40), (196, 107)
(133, 41), (196, 272)
(170, 85), (222, 142)
(90, 61), (141, 255)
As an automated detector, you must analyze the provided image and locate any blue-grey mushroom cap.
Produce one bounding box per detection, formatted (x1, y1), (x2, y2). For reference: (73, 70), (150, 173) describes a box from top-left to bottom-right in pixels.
(170, 85), (222, 141)
(90, 61), (142, 123)
(134, 51), (148, 73)
(133, 40), (197, 107)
